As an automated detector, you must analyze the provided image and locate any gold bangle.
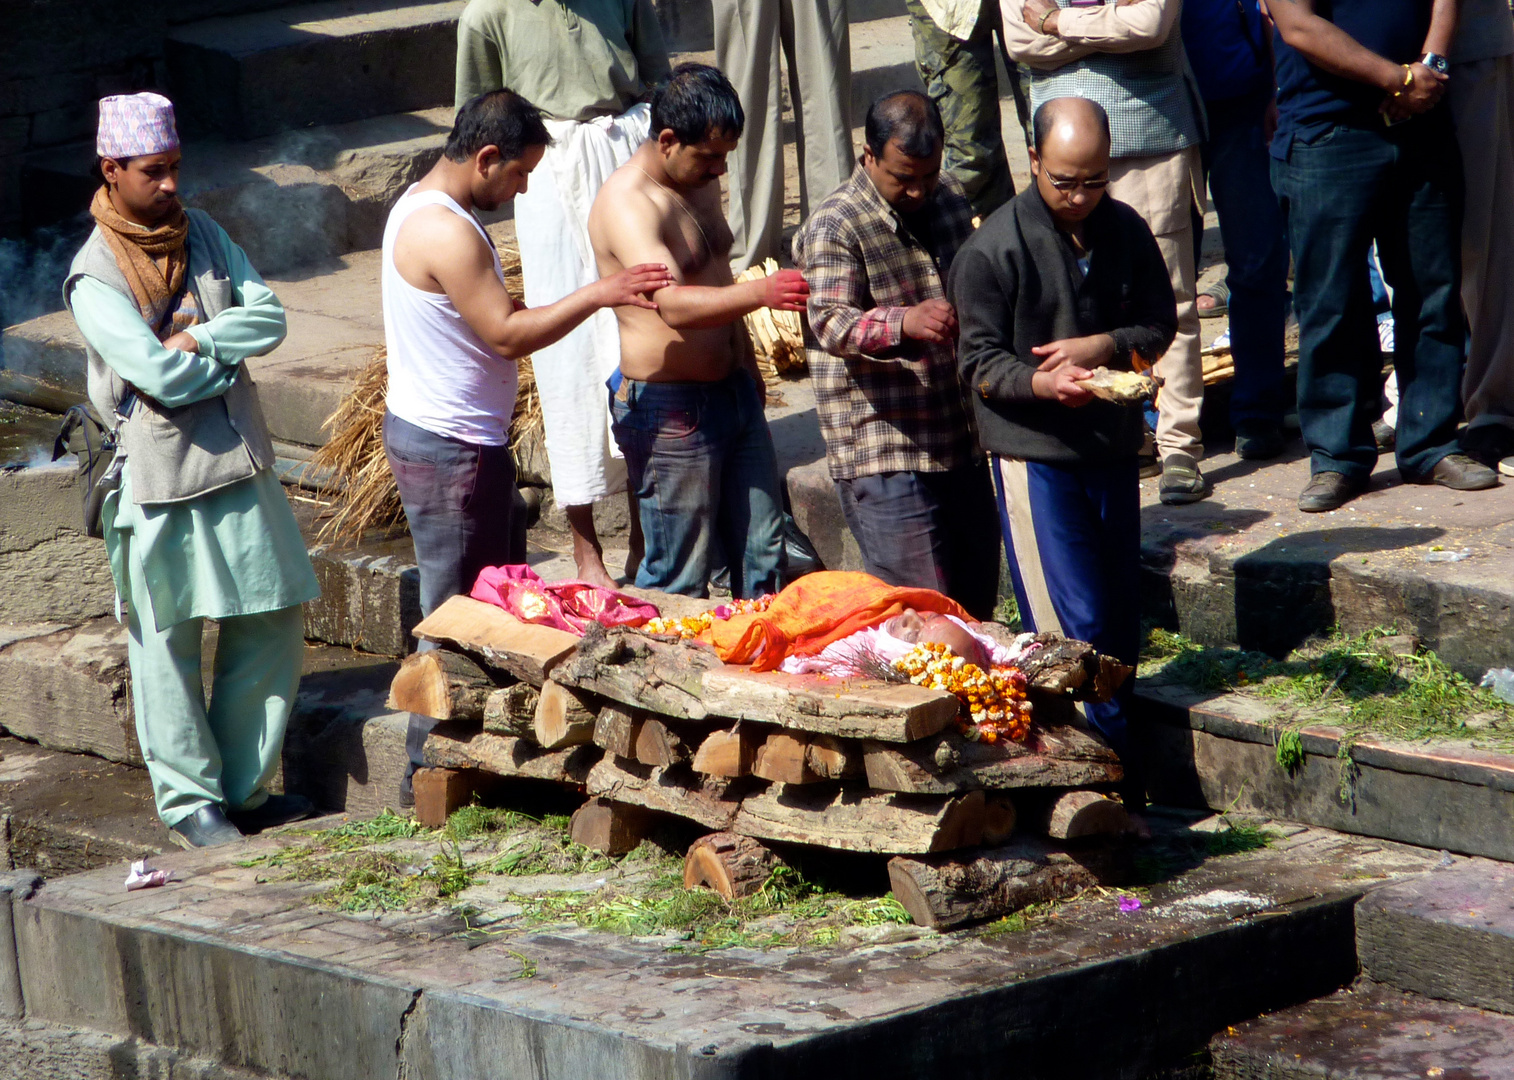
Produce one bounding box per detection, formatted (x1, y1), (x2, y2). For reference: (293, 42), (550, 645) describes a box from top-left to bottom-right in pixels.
(1392, 64), (1413, 97)
(1039, 7), (1055, 33)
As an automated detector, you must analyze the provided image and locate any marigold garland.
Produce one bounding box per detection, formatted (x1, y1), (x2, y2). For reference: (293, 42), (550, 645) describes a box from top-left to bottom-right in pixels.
(893, 642), (1033, 743)
(643, 595), (775, 640)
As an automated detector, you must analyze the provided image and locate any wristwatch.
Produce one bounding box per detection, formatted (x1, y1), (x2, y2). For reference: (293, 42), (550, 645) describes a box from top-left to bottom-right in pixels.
(1421, 52), (1450, 76)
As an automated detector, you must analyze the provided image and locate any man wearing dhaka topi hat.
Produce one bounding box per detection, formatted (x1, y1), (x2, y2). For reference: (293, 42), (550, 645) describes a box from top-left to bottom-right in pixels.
(63, 92), (320, 849)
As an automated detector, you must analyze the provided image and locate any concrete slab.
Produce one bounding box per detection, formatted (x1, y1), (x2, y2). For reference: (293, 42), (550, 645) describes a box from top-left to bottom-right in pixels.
(8, 821), (1438, 1078)
(166, 0), (463, 138)
(1133, 680), (1514, 862)
(0, 464), (114, 626)
(1139, 445), (1514, 680)
(1356, 859), (1514, 1016)
(0, 1014), (266, 1080)
(1210, 980), (1514, 1080)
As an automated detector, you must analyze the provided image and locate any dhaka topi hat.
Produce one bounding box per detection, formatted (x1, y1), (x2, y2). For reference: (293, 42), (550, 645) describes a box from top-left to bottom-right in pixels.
(96, 93), (180, 160)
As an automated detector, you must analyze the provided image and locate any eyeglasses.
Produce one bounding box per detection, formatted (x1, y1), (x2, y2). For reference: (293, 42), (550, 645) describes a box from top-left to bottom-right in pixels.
(1045, 174), (1109, 191)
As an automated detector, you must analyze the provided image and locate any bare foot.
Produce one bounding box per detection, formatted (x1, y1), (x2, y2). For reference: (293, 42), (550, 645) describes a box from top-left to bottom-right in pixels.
(574, 553), (619, 591)
(1124, 811), (1153, 841)
(1196, 292), (1219, 314)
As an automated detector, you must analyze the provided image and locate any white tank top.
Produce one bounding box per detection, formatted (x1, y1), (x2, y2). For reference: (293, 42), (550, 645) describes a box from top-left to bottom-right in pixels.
(382, 186), (518, 446)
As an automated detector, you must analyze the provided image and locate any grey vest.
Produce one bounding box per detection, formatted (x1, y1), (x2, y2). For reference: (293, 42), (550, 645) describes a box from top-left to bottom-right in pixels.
(1031, 1), (1204, 159)
(63, 209), (277, 505)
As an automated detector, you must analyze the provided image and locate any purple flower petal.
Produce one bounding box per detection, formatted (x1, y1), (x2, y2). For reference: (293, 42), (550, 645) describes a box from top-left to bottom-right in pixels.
(1118, 896), (1142, 913)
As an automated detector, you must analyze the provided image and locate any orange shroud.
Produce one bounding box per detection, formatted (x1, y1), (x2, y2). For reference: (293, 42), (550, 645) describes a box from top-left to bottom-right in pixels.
(703, 571), (969, 671)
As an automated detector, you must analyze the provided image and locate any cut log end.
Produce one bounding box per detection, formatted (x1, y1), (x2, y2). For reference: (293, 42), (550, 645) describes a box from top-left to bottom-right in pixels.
(1046, 791), (1129, 841)
(570, 797), (655, 855)
(411, 767), (477, 828)
(691, 726), (759, 777)
(534, 680), (598, 749)
(387, 649), (497, 722)
(634, 717), (691, 767)
(753, 731), (821, 784)
(683, 832), (782, 899)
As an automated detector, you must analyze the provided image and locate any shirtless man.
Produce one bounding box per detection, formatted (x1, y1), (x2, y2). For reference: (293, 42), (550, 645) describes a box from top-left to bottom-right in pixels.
(587, 64), (809, 598)
(383, 89), (671, 804)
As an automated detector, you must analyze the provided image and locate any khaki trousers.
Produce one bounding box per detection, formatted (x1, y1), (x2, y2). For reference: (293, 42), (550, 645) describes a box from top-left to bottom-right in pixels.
(1450, 53), (1514, 430)
(714, 0), (853, 270)
(1108, 146), (1206, 459)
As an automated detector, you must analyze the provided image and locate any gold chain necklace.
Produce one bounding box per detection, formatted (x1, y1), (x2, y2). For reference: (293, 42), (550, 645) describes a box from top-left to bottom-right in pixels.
(630, 162), (713, 258)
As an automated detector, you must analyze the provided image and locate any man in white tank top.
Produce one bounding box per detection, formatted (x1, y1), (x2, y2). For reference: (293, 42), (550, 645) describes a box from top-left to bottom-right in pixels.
(382, 90), (672, 805)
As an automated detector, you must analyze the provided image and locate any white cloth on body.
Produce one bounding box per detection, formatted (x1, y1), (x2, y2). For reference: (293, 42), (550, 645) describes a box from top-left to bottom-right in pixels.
(778, 616), (1033, 676)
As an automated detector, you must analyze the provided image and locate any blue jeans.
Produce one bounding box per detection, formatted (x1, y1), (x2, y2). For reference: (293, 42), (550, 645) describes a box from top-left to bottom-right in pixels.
(383, 411), (519, 781)
(610, 370), (783, 599)
(1206, 90), (1290, 427)
(836, 461), (1001, 620)
(1271, 116), (1466, 481)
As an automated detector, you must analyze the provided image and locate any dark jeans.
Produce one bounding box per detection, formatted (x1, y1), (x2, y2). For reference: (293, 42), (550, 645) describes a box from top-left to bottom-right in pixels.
(610, 369), (783, 599)
(836, 461), (1001, 620)
(1271, 115), (1466, 481)
(1206, 90), (1290, 427)
(383, 411), (519, 781)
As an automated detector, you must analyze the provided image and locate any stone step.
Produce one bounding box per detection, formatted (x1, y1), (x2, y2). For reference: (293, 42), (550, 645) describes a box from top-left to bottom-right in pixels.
(165, 0), (463, 139)
(1210, 980), (1514, 1079)
(1356, 859), (1514, 1016)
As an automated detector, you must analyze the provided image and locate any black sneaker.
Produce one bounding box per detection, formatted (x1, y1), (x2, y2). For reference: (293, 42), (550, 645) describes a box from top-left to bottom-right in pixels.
(1234, 420), (1285, 461)
(227, 794), (317, 835)
(1158, 452), (1209, 505)
(169, 805), (245, 849)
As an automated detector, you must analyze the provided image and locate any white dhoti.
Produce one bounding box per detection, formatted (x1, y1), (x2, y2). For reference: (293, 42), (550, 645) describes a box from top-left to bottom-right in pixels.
(514, 103), (652, 507)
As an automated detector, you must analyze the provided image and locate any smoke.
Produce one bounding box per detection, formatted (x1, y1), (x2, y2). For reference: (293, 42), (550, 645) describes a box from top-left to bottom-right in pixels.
(0, 215), (89, 332)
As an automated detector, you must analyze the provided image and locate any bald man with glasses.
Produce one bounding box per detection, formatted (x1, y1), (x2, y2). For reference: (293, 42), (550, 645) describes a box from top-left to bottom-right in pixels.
(950, 97), (1177, 830)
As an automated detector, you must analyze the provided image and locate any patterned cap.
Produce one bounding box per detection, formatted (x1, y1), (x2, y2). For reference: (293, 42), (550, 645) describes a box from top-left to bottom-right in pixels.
(96, 93), (180, 159)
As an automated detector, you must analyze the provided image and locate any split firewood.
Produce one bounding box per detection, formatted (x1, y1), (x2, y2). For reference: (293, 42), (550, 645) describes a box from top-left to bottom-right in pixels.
(386, 649), (499, 721)
(982, 794), (1018, 846)
(683, 832), (783, 899)
(555, 623), (717, 719)
(752, 732), (821, 784)
(411, 767), (477, 828)
(412, 594), (578, 686)
(423, 724), (599, 785)
(586, 757), (757, 832)
(533, 680), (598, 750)
(1018, 634), (1133, 701)
(483, 683), (539, 739)
(634, 718), (691, 767)
(887, 838), (1107, 930)
(861, 723), (1123, 795)
(1044, 791), (1130, 840)
(805, 735), (862, 780)
(570, 797), (656, 855)
(700, 666), (958, 742)
(593, 704), (644, 758)
(690, 726), (760, 777)
(733, 786), (985, 855)
(1082, 366), (1157, 405)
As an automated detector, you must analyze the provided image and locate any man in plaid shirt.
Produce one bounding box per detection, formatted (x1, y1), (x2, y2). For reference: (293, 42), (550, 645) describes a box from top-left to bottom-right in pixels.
(793, 90), (1000, 618)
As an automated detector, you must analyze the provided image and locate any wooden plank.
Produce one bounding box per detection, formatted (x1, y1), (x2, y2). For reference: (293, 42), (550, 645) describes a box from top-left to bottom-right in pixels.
(412, 595), (579, 685)
(887, 839), (1106, 930)
(700, 666), (959, 742)
(684, 832), (782, 899)
(554, 624), (715, 719)
(733, 785), (986, 854)
(385, 649), (498, 721)
(570, 797), (655, 855)
(586, 757), (756, 831)
(533, 680), (598, 749)
(423, 724), (599, 785)
(483, 683), (539, 739)
(862, 723), (1123, 795)
(690, 726), (760, 777)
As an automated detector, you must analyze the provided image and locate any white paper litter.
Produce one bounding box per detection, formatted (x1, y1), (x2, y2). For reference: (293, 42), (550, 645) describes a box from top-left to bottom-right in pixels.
(125, 859), (175, 892)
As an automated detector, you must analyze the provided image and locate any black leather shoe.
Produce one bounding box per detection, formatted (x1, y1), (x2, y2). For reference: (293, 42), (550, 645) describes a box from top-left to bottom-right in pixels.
(1407, 452), (1499, 491)
(227, 794), (318, 835)
(1372, 419), (1396, 452)
(1234, 420), (1286, 461)
(1298, 471), (1368, 513)
(169, 805), (245, 849)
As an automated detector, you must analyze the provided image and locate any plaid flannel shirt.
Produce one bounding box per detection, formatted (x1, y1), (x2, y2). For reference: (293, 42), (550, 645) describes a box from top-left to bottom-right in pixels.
(793, 164), (978, 480)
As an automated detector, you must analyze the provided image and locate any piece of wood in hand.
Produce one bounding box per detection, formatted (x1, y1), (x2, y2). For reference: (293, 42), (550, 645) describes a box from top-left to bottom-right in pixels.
(805, 734), (861, 780)
(982, 794), (1017, 845)
(555, 624), (715, 719)
(1018, 633), (1130, 702)
(533, 680), (598, 749)
(586, 756), (754, 831)
(386, 649), (498, 721)
(887, 838), (1101, 930)
(733, 785), (985, 854)
(1045, 790), (1129, 840)
(753, 731), (820, 784)
(634, 717), (691, 767)
(424, 723), (598, 784)
(690, 726), (759, 777)
(684, 832), (782, 899)
(412, 595), (578, 686)
(483, 683), (539, 739)
(700, 666), (957, 742)
(593, 703), (644, 758)
(861, 723), (1123, 794)
(411, 767), (476, 828)
(570, 796), (655, 855)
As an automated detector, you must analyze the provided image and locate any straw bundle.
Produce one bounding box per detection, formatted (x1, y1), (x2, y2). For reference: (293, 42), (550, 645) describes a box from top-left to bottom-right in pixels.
(307, 242), (543, 548)
(736, 259), (807, 378)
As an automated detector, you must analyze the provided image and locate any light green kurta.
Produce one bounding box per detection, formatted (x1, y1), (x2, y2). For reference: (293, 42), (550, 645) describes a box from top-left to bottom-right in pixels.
(69, 259), (319, 634)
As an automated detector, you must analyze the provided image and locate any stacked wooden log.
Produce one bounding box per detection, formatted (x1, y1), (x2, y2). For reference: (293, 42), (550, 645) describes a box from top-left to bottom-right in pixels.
(391, 594), (1137, 930)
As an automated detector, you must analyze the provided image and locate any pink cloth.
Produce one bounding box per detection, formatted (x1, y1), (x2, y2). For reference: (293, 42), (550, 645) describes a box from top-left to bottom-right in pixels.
(97, 93), (179, 159)
(470, 564), (659, 635)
